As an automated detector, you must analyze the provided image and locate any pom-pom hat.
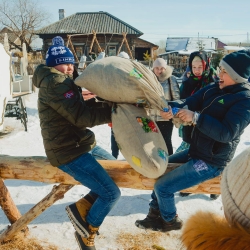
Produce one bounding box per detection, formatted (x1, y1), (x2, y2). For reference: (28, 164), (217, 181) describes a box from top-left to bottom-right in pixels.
(46, 36), (75, 67)
(219, 50), (250, 83)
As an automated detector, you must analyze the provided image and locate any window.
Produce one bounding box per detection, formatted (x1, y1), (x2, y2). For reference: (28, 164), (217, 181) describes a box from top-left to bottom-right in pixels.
(108, 46), (116, 56)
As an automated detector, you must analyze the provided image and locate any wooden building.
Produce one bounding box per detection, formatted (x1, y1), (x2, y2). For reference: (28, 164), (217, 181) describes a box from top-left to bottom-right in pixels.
(35, 11), (158, 62)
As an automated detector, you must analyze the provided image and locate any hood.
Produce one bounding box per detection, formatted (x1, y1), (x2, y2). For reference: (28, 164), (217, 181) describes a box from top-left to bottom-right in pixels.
(32, 64), (64, 88)
(154, 65), (173, 82)
(188, 51), (210, 72)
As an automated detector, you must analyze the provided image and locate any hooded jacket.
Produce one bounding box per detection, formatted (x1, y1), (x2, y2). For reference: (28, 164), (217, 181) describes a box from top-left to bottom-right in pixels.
(171, 82), (250, 167)
(180, 51), (217, 99)
(33, 64), (111, 167)
(180, 51), (217, 143)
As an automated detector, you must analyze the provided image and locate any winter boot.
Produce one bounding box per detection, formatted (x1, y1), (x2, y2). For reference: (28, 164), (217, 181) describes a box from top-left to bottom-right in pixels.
(74, 225), (99, 250)
(210, 194), (220, 200)
(66, 194), (96, 238)
(135, 208), (161, 231)
(160, 215), (183, 232)
(179, 192), (191, 197)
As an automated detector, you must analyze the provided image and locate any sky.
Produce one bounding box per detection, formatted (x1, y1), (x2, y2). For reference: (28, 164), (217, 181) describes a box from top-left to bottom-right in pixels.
(38, 0), (250, 46)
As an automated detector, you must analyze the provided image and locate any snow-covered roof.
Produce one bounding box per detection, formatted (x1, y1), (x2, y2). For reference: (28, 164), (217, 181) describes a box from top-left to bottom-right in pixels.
(224, 46), (246, 51)
(166, 37), (217, 52)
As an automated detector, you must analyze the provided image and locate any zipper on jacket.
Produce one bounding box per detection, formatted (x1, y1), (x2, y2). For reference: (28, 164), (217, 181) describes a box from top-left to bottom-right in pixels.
(76, 142), (80, 148)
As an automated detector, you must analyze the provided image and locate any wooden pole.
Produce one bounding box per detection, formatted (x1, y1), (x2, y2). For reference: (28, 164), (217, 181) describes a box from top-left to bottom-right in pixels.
(0, 155), (221, 194)
(0, 178), (22, 224)
(122, 32), (133, 59)
(0, 184), (73, 243)
(117, 35), (125, 55)
(67, 35), (80, 64)
(89, 30), (96, 53)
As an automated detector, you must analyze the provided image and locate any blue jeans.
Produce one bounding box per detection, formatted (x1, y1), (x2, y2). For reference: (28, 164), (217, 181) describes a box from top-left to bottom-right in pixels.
(149, 149), (223, 222)
(89, 145), (116, 160)
(59, 148), (120, 227)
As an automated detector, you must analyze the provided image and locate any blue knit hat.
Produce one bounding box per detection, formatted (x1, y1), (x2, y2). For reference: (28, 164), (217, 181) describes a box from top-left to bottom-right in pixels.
(46, 36), (75, 67)
(219, 50), (250, 83)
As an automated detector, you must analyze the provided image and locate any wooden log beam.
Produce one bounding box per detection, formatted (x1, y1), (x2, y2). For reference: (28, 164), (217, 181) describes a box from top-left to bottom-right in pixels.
(0, 184), (73, 243)
(0, 155), (221, 194)
(0, 178), (22, 224)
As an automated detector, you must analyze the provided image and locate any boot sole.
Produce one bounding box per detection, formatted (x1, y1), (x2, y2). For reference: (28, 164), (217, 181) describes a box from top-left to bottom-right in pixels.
(74, 231), (96, 250)
(135, 221), (160, 231)
(135, 220), (182, 232)
(66, 204), (89, 238)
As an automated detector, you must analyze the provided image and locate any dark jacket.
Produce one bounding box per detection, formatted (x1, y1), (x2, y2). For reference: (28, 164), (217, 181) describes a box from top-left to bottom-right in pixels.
(180, 51), (217, 143)
(171, 83), (250, 167)
(180, 51), (217, 99)
(33, 64), (111, 167)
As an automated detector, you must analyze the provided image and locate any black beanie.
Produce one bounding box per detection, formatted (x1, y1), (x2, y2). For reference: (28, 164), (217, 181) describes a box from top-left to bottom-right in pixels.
(219, 50), (250, 83)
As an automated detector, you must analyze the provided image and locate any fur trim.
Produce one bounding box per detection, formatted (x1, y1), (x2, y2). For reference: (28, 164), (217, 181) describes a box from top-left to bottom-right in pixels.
(182, 211), (250, 250)
(156, 65), (173, 82)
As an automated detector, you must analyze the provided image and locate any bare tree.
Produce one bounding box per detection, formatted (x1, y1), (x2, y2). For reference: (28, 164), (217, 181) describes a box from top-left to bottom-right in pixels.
(155, 39), (167, 55)
(0, 0), (50, 52)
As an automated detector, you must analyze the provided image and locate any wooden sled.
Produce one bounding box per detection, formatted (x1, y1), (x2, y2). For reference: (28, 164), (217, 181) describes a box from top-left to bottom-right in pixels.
(0, 155), (221, 243)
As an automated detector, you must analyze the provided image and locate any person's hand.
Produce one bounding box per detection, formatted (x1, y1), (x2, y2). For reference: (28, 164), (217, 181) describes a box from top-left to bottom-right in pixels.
(160, 106), (174, 120)
(177, 109), (194, 122)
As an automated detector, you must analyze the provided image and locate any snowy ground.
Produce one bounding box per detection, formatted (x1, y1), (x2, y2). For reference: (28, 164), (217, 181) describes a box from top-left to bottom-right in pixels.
(1, 92), (250, 250)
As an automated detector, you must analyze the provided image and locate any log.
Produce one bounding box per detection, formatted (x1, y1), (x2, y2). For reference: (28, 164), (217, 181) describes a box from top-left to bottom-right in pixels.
(0, 155), (221, 194)
(0, 184), (73, 243)
(0, 178), (22, 224)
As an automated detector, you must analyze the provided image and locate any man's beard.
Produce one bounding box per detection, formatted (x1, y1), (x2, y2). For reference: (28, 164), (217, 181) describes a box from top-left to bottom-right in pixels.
(157, 70), (169, 82)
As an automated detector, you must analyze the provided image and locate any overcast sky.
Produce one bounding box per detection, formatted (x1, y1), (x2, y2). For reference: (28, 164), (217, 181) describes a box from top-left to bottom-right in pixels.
(39, 0), (250, 45)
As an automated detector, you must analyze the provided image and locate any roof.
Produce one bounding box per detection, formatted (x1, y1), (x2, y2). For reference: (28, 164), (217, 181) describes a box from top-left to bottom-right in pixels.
(224, 46), (246, 51)
(166, 37), (217, 52)
(0, 28), (19, 44)
(36, 12), (143, 36)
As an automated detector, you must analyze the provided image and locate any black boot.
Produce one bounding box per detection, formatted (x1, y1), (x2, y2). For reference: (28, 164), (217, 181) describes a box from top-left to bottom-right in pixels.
(135, 208), (161, 230)
(179, 192), (190, 197)
(160, 215), (183, 232)
(210, 194), (220, 200)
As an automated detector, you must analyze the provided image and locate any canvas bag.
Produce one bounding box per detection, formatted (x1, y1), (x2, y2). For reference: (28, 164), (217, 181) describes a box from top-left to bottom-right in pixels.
(112, 103), (168, 178)
(75, 56), (168, 110)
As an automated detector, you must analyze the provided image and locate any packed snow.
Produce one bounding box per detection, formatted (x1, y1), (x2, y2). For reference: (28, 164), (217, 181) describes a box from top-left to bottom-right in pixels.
(1, 92), (250, 250)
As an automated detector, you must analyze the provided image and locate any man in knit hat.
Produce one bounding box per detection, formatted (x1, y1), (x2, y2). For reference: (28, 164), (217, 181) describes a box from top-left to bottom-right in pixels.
(33, 36), (121, 250)
(135, 50), (250, 233)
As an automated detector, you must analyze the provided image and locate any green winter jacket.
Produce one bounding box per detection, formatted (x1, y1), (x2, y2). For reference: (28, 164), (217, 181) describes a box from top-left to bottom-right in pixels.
(33, 64), (112, 167)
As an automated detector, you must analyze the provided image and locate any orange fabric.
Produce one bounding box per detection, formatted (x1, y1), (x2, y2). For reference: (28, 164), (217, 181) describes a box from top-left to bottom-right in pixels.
(108, 123), (112, 127)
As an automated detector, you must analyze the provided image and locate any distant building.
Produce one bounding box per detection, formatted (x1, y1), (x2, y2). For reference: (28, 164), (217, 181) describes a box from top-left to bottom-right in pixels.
(35, 11), (158, 61)
(224, 46), (246, 54)
(158, 37), (227, 75)
(165, 37), (218, 52)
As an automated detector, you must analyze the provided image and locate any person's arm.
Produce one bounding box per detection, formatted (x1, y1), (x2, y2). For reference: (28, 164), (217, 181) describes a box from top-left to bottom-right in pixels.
(47, 77), (111, 128)
(196, 100), (250, 143)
